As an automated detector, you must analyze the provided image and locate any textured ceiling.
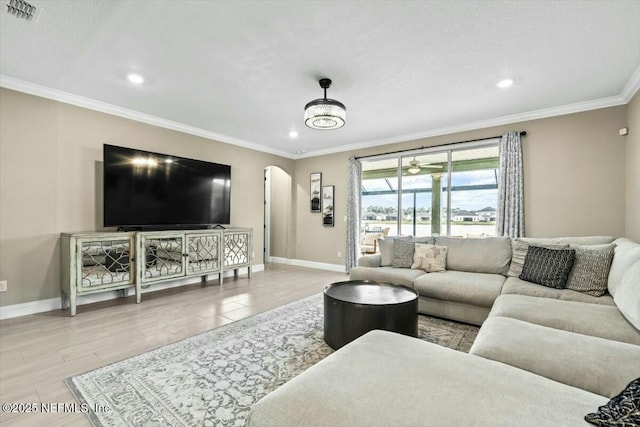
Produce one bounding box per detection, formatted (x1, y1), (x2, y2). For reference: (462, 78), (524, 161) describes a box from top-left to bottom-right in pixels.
(1, 0), (639, 158)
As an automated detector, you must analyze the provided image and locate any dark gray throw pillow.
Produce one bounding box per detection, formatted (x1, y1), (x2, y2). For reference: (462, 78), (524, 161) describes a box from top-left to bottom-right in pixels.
(519, 246), (576, 289)
(392, 239), (415, 268)
(585, 377), (640, 426)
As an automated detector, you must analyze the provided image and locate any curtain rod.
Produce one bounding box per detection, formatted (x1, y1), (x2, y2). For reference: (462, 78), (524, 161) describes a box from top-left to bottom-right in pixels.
(354, 131), (527, 160)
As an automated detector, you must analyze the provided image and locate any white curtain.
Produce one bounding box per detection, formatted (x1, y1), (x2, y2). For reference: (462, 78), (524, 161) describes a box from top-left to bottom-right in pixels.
(497, 131), (524, 237)
(346, 157), (362, 271)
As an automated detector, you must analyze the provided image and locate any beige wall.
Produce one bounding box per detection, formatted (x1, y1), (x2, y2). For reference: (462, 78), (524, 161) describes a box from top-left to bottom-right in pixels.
(294, 153), (348, 265)
(0, 88), (293, 306)
(268, 166), (293, 258)
(0, 87), (635, 307)
(294, 106), (628, 265)
(626, 92), (640, 242)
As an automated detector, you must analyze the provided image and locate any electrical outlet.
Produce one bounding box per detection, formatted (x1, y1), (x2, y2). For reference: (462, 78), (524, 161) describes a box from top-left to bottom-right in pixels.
(0, 281), (7, 292)
(337, 251), (342, 258)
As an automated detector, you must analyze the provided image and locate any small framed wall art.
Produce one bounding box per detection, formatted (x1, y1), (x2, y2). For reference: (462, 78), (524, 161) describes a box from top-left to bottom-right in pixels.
(310, 172), (322, 212)
(322, 185), (335, 227)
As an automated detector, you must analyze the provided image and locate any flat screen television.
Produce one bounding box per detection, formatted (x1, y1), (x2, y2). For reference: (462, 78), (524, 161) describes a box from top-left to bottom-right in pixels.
(103, 144), (231, 229)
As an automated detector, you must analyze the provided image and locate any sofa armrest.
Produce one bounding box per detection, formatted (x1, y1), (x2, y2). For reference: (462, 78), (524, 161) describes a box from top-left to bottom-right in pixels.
(358, 254), (382, 267)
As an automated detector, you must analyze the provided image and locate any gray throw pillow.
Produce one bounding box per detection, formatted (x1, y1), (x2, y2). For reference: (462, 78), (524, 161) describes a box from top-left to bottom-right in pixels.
(379, 236), (411, 266)
(566, 244), (615, 297)
(392, 239), (415, 268)
(519, 246), (576, 289)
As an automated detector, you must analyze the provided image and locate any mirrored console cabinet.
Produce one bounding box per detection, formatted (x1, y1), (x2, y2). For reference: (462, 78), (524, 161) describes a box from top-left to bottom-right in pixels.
(61, 228), (252, 316)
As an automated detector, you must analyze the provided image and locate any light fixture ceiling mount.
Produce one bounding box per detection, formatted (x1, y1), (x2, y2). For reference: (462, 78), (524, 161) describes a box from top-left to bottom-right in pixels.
(304, 78), (346, 130)
(496, 78), (514, 89)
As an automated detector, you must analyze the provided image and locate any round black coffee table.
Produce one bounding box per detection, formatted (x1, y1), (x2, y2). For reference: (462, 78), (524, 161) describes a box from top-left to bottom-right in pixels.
(323, 280), (418, 350)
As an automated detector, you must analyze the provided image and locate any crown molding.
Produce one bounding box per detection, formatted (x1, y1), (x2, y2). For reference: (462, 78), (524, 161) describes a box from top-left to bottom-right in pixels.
(295, 86), (637, 159)
(0, 75), (295, 159)
(2, 72), (638, 162)
(620, 65), (640, 103)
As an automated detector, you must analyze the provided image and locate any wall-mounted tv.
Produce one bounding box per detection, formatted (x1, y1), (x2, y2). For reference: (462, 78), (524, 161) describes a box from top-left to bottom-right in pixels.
(103, 144), (231, 229)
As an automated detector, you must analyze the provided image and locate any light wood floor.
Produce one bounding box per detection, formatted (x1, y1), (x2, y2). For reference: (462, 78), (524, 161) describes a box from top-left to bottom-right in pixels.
(0, 264), (348, 427)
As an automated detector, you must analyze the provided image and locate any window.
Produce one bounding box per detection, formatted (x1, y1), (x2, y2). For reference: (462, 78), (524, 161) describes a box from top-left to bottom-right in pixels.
(361, 142), (499, 241)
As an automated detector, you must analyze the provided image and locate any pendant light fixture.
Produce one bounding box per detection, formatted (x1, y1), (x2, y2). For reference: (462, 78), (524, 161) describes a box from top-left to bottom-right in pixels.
(304, 78), (346, 130)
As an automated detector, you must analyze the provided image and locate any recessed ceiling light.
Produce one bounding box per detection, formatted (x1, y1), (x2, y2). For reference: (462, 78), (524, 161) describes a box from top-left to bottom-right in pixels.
(289, 131), (299, 138)
(296, 150), (306, 154)
(496, 78), (514, 89)
(127, 73), (145, 84)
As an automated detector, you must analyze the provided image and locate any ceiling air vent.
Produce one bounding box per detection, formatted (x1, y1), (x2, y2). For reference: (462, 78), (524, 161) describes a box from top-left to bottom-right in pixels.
(6, 0), (38, 21)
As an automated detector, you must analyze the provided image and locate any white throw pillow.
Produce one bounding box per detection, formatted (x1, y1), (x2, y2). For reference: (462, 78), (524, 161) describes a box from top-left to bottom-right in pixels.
(411, 243), (447, 273)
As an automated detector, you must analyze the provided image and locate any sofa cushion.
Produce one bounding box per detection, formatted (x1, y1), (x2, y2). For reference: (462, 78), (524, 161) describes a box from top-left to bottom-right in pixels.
(412, 236), (436, 244)
(585, 377), (640, 427)
(519, 246), (575, 289)
(507, 239), (569, 278)
(248, 330), (608, 427)
(413, 270), (505, 308)
(348, 266), (425, 288)
(520, 236), (615, 246)
(357, 254), (381, 267)
(418, 298), (492, 326)
(566, 244), (615, 296)
(488, 294), (640, 345)
(470, 317), (640, 398)
(608, 238), (640, 297)
(434, 236), (511, 275)
(411, 243), (447, 273)
(613, 260), (640, 330)
(392, 239), (416, 268)
(501, 277), (615, 306)
(379, 236), (411, 266)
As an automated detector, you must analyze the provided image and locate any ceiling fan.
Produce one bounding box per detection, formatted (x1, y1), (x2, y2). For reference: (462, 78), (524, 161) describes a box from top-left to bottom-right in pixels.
(407, 157), (443, 174)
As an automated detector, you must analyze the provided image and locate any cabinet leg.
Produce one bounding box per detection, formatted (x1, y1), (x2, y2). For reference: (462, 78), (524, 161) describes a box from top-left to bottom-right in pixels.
(219, 272), (224, 286)
(248, 266), (252, 279)
(136, 283), (142, 304)
(234, 268), (238, 279)
(70, 298), (77, 317)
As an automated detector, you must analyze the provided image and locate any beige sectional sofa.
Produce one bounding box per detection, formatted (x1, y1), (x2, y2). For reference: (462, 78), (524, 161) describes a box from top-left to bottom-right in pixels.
(350, 235), (618, 325)
(248, 235), (640, 426)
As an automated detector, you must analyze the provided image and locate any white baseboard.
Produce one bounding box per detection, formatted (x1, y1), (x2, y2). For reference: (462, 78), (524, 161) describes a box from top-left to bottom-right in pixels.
(0, 264), (264, 320)
(268, 257), (346, 273)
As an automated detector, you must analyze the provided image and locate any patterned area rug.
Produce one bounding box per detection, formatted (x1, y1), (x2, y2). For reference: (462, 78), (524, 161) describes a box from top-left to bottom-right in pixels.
(67, 293), (479, 427)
